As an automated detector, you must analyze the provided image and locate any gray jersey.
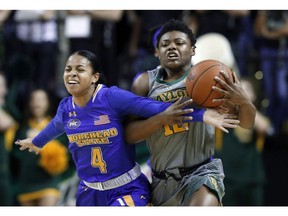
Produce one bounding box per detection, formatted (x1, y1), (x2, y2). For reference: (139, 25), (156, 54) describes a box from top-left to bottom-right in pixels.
(147, 67), (215, 172)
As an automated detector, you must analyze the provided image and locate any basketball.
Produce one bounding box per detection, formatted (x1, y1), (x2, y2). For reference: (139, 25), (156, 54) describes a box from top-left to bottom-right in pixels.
(185, 59), (234, 108)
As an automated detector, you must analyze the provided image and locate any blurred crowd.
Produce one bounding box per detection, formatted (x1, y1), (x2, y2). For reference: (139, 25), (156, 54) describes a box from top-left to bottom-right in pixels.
(0, 10), (288, 206)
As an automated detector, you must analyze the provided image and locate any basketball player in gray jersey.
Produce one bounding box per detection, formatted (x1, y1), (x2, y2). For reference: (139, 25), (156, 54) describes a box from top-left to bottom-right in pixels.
(146, 67), (215, 173)
(125, 19), (256, 206)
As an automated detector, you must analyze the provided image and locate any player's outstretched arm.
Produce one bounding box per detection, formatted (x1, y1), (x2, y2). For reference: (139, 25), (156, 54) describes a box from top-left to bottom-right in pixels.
(203, 108), (240, 133)
(125, 97), (194, 144)
(14, 108), (66, 155)
(15, 138), (42, 155)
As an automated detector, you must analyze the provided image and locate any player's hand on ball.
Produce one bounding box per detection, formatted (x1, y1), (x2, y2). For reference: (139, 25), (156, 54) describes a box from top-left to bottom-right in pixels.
(186, 60), (233, 108)
(15, 138), (42, 155)
(203, 108), (240, 133)
(213, 70), (249, 106)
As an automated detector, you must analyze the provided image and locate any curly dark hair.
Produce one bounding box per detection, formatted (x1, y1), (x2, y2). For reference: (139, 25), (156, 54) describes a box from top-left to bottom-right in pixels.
(156, 19), (197, 48)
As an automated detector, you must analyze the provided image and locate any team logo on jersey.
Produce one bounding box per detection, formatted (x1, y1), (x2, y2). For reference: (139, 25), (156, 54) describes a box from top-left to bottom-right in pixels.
(69, 111), (77, 117)
(155, 89), (188, 102)
(67, 119), (81, 129)
(94, 115), (110, 125)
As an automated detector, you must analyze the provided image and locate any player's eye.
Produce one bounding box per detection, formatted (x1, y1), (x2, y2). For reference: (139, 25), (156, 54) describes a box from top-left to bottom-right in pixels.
(65, 67), (71, 72)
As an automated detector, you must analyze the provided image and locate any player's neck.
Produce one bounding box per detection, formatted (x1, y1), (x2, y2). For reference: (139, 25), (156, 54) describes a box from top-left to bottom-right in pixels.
(73, 86), (97, 108)
(163, 65), (192, 81)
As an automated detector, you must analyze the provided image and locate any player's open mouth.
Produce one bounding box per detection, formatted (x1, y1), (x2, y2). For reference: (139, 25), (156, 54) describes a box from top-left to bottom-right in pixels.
(167, 52), (179, 60)
(68, 81), (79, 85)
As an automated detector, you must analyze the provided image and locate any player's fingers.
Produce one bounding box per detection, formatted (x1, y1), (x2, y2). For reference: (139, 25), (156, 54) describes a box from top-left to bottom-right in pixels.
(217, 105), (230, 113)
(214, 76), (233, 92)
(220, 70), (233, 84)
(177, 121), (189, 130)
(224, 119), (240, 125)
(20, 145), (27, 151)
(175, 98), (193, 109)
(173, 108), (193, 119)
(173, 96), (184, 105)
(223, 114), (239, 119)
(31, 148), (39, 155)
(181, 108), (194, 114)
(231, 70), (240, 84)
(181, 98), (193, 107)
(214, 75), (227, 86)
(180, 116), (193, 122)
(217, 126), (228, 133)
(224, 123), (240, 128)
(222, 123), (238, 129)
(212, 98), (228, 103)
(184, 116), (193, 121)
(15, 139), (21, 145)
(212, 85), (226, 94)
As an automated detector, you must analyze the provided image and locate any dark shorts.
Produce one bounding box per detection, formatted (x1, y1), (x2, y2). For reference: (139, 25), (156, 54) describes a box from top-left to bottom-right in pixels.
(151, 158), (225, 206)
(76, 173), (151, 206)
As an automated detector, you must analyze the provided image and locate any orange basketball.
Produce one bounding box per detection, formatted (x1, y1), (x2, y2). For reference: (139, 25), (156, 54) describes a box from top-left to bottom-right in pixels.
(185, 59), (234, 108)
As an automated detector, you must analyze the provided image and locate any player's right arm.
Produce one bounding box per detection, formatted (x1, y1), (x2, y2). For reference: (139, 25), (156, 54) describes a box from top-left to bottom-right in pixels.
(125, 71), (173, 144)
(125, 72), (240, 144)
(124, 72), (202, 144)
(15, 137), (42, 155)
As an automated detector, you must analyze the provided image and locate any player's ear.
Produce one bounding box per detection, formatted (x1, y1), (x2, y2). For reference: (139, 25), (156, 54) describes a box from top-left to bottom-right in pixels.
(191, 45), (196, 56)
(154, 47), (160, 58)
(92, 72), (100, 84)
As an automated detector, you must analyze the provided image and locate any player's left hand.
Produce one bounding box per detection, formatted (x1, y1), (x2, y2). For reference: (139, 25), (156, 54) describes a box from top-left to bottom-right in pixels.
(204, 108), (240, 133)
(15, 138), (42, 155)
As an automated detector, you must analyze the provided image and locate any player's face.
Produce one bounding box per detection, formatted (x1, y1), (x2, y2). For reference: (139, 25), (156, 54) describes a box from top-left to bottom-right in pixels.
(158, 31), (194, 71)
(63, 54), (99, 97)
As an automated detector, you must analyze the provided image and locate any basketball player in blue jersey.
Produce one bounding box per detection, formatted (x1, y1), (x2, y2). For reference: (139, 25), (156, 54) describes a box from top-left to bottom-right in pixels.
(15, 50), (239, 206)
(125, 19), (256, 206)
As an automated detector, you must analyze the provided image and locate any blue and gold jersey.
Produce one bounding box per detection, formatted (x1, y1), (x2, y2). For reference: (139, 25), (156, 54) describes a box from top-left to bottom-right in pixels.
(33, 84), (171, 183)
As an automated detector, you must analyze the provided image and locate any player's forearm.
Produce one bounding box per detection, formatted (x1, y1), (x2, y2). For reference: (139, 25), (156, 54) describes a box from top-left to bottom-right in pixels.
(125, 114), (167, 144)
(238, 101), (256, 129)
(32, 121), (65, 147)
(125, 108), (205, 144)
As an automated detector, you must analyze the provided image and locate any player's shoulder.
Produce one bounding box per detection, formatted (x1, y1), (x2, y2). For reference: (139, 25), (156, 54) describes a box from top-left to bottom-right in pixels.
(148, 65), (161, 73)
(58, 96), (72, 111)
(131, 67), (162, 96)
(104, 85), (131, 100)
(106, 85), (123, 94)
(133, 71), (149, 84)
(59, 96), (71, 105)
(133, 66), (161, 82)
(146, 65), (162, 79)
